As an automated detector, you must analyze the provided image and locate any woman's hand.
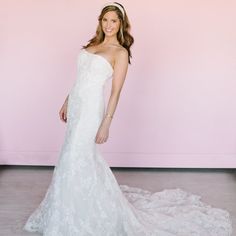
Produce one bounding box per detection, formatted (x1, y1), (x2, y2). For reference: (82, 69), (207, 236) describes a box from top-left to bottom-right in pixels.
(59, 99), (68, 123)
(95, 122), (110, 144)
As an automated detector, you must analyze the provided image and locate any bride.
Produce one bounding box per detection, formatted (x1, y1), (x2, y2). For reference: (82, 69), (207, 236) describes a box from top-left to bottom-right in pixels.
(23, 2), (232, 235)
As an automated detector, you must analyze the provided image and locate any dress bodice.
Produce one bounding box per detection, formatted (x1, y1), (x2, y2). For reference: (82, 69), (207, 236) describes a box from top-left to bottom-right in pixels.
(77, 49), (113, 85)
(66, 49), (114, 129)
(68, 49), (113, 100)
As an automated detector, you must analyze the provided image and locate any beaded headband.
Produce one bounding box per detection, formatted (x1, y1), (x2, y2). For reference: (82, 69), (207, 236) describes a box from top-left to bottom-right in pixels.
(102, 2), (125, 19)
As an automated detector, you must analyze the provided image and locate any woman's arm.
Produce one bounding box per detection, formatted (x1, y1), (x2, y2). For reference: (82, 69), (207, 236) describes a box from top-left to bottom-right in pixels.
(59, 94), (69, 123)
(95, 49), (129, 144)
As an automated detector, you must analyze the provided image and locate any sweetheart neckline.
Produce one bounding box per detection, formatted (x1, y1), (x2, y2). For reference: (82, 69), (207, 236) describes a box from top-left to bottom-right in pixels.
(82, 49), (114, 72)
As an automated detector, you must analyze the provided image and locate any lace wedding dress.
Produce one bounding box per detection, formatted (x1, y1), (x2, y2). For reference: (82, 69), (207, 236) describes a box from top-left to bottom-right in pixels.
(23, 48), (232, 236)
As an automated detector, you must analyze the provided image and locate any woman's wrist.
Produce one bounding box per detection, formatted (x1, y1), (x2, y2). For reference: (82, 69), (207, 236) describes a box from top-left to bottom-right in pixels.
(105, 113), (113, 119)
(102, 114), (112, 127)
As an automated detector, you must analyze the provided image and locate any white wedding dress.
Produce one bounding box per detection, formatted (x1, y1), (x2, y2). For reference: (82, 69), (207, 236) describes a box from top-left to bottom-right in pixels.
(23, 48), (232, 236)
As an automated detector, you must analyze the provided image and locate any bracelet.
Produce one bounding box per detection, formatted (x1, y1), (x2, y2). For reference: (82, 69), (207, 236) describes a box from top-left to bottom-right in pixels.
(105, 113), (113, 119)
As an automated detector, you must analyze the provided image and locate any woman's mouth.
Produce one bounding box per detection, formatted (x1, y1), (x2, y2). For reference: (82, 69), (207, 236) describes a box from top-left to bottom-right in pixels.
(105, 29), (113, 33)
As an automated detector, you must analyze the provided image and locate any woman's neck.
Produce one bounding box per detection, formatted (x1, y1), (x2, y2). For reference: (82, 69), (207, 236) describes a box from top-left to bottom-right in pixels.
(102, 36), (120, 47)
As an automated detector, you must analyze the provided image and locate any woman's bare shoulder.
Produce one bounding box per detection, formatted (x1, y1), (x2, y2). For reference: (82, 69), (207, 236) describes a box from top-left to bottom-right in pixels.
(84, 45), (97, 53)
(114, 46), (128, 59)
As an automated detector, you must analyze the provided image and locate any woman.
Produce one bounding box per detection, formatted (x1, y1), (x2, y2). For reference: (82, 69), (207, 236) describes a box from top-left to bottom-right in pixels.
(23, 2), (232, 235)
(59, 2), (132, 145)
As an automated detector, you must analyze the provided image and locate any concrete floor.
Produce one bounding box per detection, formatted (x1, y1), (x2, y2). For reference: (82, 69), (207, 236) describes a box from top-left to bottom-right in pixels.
(0, 165), (235, 236)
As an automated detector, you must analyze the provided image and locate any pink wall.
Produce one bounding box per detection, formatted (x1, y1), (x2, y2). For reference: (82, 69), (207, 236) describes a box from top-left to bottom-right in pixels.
(1, 0), (236, 167)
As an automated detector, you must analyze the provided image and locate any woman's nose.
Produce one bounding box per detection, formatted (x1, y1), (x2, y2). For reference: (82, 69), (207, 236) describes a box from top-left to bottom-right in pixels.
(107, 21), (112, 28)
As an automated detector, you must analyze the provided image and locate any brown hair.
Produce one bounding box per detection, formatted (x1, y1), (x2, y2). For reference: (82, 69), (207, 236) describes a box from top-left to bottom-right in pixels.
(83, 2), (134, 64)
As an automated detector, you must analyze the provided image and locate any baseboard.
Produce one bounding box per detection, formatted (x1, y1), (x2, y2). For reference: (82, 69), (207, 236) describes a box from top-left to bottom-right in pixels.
(0, 151), (235, 168)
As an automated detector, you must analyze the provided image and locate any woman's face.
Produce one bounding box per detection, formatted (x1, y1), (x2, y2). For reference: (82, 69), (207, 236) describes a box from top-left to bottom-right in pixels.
(101, 11), (121, 37)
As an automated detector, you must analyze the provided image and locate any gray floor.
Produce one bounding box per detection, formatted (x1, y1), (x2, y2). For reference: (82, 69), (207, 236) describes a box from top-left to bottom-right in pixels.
(0, 165), (235, 236)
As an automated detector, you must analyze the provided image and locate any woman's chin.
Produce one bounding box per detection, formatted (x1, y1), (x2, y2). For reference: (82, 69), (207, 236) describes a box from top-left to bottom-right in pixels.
(104, 32), (117, 37)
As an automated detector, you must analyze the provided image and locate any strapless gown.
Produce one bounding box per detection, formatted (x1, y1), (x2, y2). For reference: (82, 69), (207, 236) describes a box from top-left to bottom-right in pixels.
(23, 48), (232, 236)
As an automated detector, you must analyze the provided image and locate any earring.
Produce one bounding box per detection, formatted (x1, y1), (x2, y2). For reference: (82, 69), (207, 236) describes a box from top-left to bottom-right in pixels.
(120, 27), (124, 43)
